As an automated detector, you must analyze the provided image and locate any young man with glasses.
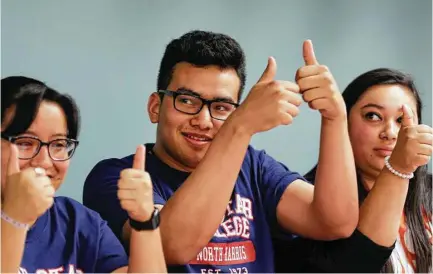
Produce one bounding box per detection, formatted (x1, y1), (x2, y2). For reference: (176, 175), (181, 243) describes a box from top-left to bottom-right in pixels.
(83, 30), (359, 273)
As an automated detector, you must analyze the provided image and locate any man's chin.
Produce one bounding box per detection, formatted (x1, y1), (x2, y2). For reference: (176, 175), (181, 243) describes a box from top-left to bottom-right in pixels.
(184, 156), (204, 169)
(179, 150), (208, 170)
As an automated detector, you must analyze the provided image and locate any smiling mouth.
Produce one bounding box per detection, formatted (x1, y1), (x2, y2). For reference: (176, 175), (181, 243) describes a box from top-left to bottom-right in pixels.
(182, 133), (213, 143)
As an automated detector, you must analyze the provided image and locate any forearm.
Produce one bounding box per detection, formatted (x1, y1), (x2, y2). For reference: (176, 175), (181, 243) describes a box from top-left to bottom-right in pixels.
(160, 117), (252, 263)
(313, 117), (358, 231)
(1, 220), (27, 273)
(357, 168), (409, 247)
(128, 228), (166, 273)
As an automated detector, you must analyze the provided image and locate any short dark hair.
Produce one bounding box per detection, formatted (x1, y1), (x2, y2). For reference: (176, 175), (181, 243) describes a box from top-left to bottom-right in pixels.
(1, 76), (80, 140)
(157, 30), (247, 102)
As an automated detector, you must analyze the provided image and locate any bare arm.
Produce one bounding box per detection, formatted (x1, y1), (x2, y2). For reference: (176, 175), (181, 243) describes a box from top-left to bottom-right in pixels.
(357, 168), (409, 247)
(128, 228), (166, 272)
(277, 121), (358, 241)
(157, 121), (251, 264)
(312, 118), (358, 235)
(114, 227), (166, 273)
(277, 41), (358, 240)
(1, 219), (27, 273)
(277, 120), (359, 242)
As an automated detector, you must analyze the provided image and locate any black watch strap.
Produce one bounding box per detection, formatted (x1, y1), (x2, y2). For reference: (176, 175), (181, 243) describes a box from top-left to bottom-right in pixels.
(129, 207), (160, 231)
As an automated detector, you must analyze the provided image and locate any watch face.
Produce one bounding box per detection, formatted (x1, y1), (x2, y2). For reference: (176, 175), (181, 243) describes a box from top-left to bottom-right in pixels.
(130, 208), (160, 230)
(152, 209), (160, 227)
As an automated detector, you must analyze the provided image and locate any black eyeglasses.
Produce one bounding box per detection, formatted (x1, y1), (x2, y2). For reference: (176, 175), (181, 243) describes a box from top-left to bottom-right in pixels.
(158, 90), (239, 121)
(1, 134), (79, 161)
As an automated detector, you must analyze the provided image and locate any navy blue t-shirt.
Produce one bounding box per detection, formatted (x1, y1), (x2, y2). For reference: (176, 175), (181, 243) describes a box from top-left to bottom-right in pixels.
(19, 196), (128, 274)
(83, 143), (305, 273)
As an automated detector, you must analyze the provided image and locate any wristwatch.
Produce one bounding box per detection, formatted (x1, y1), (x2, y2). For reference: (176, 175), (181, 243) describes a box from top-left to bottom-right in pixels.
(129, 207), (160, 231)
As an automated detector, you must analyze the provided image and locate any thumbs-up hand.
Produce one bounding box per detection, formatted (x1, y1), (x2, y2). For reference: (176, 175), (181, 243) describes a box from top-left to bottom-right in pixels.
(388, 105), (433, 174)
(232, 57), (302, 135)
(2, 144), (55, 225)
(296, 40), (346, 121)
(118, 145), (154, 222)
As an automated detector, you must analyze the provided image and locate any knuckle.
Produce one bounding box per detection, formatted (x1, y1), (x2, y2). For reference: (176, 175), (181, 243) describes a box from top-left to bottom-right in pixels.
(120, 169), (130, 178)
(330, 91), (339, 101)
(418, 125), (433, 133)
(118, 178), (129, 188)
(143, 172), (152, 181)
(416, 156), (428, 166)
(297, 78), (306, 90)
(402, 127), (414, 136)
(319, 65), (329, 72)
(407, 132), (417, 140)
(277, 99), (287, 108)
(302, 92), (311, 102)
(294, 98), (302, 106)
(281, 113), (293, 125)
(321, 73), (334, 86)
(269, 80), (279, 90)
(290, 106), (300, 117)
(308, 101), (316, 109)
(292, 84), (301, 93)
(120, 200), (130, 209)
(143, 179), (153, 189)
(295, 67), (304, 78)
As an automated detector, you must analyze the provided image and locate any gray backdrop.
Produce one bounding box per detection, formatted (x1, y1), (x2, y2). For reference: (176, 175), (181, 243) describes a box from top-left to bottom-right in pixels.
(2, 0), (432, 201)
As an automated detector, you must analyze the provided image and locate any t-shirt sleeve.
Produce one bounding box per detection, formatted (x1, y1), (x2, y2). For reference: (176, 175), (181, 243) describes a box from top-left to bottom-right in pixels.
(274, 229), (394, 273)
(95, 218), (129, 273)
(83, 157), (166, 239)
(153, 183), (167, 206)
(83, 158), (130, 240)
(258, 150), (308, 233)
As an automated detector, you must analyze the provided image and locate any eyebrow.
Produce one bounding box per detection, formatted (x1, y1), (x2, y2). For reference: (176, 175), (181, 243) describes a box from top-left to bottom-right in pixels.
(360, 103), (385, 110)
(176, 87), (236, 103)
(22, 130), (68, 138)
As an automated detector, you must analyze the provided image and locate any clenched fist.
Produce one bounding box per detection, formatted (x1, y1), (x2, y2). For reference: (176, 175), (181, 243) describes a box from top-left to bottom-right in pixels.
(296, 40), (346, 121)
(2, 144), (55, 225)
(388, 105), (433, 174)
(118, 145), (154, 222)
(231, 56), (302, 135)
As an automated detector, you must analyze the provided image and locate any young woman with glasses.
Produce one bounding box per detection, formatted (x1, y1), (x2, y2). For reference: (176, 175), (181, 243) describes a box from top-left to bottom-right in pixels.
(0, 76), (166, 273)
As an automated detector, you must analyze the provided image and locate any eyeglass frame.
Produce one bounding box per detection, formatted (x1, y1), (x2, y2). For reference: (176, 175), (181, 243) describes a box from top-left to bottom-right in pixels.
(1, 133), (79, 161)
(157, 89), (240, 121)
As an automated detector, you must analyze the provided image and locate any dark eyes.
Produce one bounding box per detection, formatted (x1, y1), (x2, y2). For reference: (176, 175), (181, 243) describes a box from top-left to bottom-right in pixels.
(364, 112), (381, 121)
(364, 112), (402, 124)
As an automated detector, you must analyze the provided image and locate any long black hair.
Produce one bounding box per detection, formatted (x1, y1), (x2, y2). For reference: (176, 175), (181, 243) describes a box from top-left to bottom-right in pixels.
(1, 76), (80, 139)
(305, 68), (432, 273)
